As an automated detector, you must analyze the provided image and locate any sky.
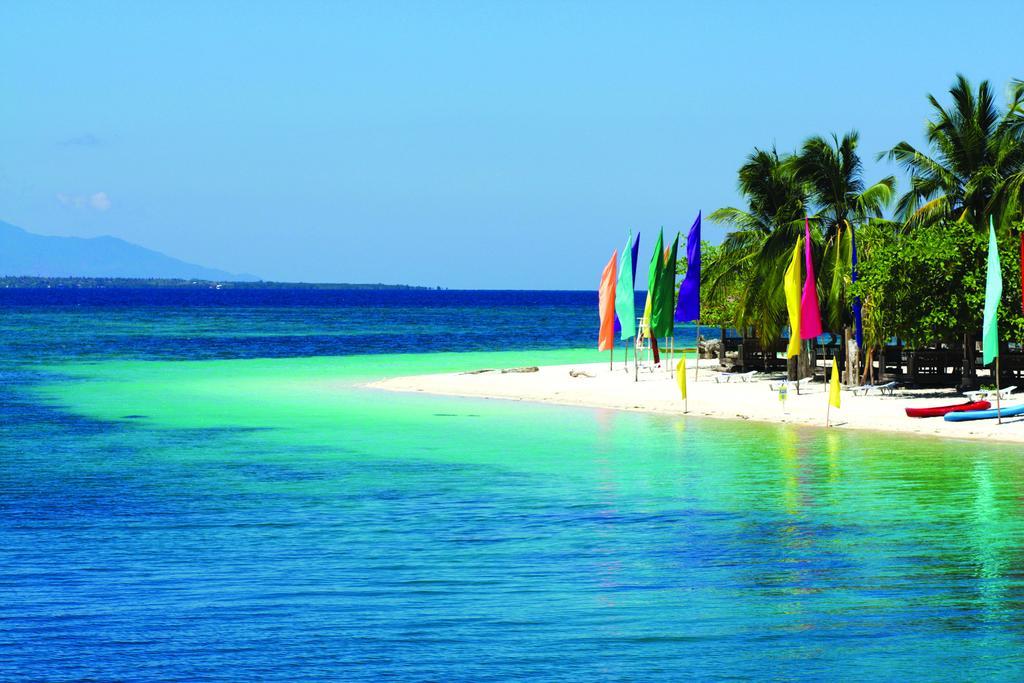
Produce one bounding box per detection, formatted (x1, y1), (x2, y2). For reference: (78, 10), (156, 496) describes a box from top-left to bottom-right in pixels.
(0, 1), (1020, 288)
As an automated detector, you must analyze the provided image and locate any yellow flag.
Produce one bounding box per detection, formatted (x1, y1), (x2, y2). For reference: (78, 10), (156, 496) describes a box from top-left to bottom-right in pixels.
(676, 356), (687, 400)
(783, 237), (803, 358)
(641, 294), (653, 338)
(829, 360), (841, 409)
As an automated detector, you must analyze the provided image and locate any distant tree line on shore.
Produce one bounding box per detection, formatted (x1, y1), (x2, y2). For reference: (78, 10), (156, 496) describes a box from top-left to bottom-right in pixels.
(0, 277), (437, 290)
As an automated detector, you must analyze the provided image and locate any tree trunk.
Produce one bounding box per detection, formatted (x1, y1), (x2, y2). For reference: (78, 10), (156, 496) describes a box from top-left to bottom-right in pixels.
(860, 346), (874, 385)
(842, 327), (855, 385)
(797, 342), (814, 380)
(719, 326), (726, 367)
(960, 331), (978, 391)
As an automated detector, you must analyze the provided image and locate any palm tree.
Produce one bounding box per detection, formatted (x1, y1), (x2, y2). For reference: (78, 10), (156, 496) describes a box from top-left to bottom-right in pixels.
(991, 78), (1024, 223)
(886, 75), (1024, 230)
(883, 74), (1024, 387)
(791, 131), (895, 336)
(706, 148), (808, 342)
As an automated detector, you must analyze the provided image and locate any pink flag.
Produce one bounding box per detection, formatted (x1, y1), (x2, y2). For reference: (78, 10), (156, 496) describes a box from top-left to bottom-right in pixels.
(799, 218), (823, 340)
(598, 251), (617, 351)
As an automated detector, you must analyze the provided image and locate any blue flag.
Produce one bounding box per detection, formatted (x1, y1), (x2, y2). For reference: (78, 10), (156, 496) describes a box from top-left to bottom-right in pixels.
(675, 212), (701, 322)
(851, 226), (863, 348)
(630, 231), (640, 291)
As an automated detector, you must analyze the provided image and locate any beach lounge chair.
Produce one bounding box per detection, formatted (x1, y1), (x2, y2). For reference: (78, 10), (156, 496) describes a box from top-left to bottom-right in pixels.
(851, 381), (899, 396)
(714, 370), (758, 383)
(996, 385), (1018, 399)
(964, 385), (1017, 402)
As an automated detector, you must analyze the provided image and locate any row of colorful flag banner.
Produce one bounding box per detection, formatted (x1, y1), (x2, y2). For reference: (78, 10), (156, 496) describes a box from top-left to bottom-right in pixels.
(597, 214), (703, 353)
(599, 215), (1017, 422)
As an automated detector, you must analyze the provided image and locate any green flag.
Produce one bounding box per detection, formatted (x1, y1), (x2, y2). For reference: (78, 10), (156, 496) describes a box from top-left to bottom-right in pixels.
(615, 230), (636, 340)
(983, 216), (1002, 366)
(642, 229), (664, 338)
(654, 232), (679, 338)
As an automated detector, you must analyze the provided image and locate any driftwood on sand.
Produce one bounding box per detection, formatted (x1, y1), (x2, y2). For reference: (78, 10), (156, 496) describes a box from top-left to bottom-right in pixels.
(461, 367), (539, 375)
(569, 369), (594, 378)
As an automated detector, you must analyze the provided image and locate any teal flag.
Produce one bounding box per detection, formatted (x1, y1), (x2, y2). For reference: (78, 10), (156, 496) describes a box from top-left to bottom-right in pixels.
(983, 216), (1002, 366)
(614, 231), (636, 340)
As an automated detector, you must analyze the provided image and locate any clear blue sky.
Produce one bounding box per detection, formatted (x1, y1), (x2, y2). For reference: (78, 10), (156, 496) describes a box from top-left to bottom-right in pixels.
(0, 1), (1019, 287)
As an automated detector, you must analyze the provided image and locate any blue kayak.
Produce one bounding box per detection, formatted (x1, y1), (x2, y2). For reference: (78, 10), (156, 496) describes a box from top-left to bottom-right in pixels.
(944, 402), (1024, 422)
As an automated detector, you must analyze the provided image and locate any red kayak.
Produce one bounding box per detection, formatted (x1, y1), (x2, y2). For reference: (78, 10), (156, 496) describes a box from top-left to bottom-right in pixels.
(905, 400), (991, 418)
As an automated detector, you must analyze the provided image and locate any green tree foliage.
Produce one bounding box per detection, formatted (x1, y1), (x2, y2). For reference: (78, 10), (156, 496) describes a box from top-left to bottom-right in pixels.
(881, 74), (1024, 385)
(851, 220), (1023, 348)
(707, 135), (893, 343)
(994, 79), (1024, 223)
(707, 148), (807, 341)
(704, 75), (1024, 388)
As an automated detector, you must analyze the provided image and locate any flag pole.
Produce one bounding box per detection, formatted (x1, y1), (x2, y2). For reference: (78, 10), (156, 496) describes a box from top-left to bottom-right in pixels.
(609, 346), (613, 371)
(670, 336), (675, 378)
(796, 341), (803, 396)
(996, 356), (1003, 424)
(626, 337), (634, 385)
(826, 360), (832, 428)
(695, 320), (701, 381)
(820, 339), (827, 384)
(645, 331), (651, 371)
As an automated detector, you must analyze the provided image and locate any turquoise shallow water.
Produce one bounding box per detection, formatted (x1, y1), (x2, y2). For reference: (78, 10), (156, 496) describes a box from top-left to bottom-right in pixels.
(3, 291), (1024, 680)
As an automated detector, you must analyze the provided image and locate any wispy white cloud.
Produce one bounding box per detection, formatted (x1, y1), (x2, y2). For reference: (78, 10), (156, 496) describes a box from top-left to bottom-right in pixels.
(89, 192), (111, 211)
(56, 191), (112, 211)
(55, 191), (82, 206)
(58, 133), (102, 147)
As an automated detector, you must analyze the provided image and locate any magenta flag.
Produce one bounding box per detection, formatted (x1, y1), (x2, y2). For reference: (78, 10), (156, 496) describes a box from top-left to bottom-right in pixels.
(799, 218), (823, 340)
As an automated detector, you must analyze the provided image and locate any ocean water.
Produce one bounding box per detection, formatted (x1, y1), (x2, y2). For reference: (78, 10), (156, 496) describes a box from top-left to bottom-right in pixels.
(3, 289), (1024, 681)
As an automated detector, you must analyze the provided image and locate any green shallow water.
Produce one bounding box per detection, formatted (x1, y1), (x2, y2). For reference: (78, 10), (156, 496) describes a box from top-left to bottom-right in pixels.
(7, 347), (1024, 680)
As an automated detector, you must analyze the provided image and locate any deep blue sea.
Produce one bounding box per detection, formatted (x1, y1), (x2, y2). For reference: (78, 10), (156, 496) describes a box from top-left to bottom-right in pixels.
(3, 289), (1024, 681)
(0, 289), (671, 362)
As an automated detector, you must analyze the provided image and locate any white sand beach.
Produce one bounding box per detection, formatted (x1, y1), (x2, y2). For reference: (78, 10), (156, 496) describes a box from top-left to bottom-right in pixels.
(370, 359), (1024, 444)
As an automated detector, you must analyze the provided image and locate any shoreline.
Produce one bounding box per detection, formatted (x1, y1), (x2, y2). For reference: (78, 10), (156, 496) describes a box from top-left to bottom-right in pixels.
(368, 359), (1024, 445)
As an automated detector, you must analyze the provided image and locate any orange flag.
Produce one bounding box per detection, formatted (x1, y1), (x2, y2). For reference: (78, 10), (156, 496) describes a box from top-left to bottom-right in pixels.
(598, 250), (618, 351)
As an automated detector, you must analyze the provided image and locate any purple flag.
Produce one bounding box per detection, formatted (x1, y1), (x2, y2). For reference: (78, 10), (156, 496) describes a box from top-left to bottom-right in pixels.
(675, 213), (701, 322)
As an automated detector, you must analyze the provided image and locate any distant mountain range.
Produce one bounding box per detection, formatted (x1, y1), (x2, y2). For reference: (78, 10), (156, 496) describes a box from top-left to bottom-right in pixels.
(0, 221), (257, 280)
